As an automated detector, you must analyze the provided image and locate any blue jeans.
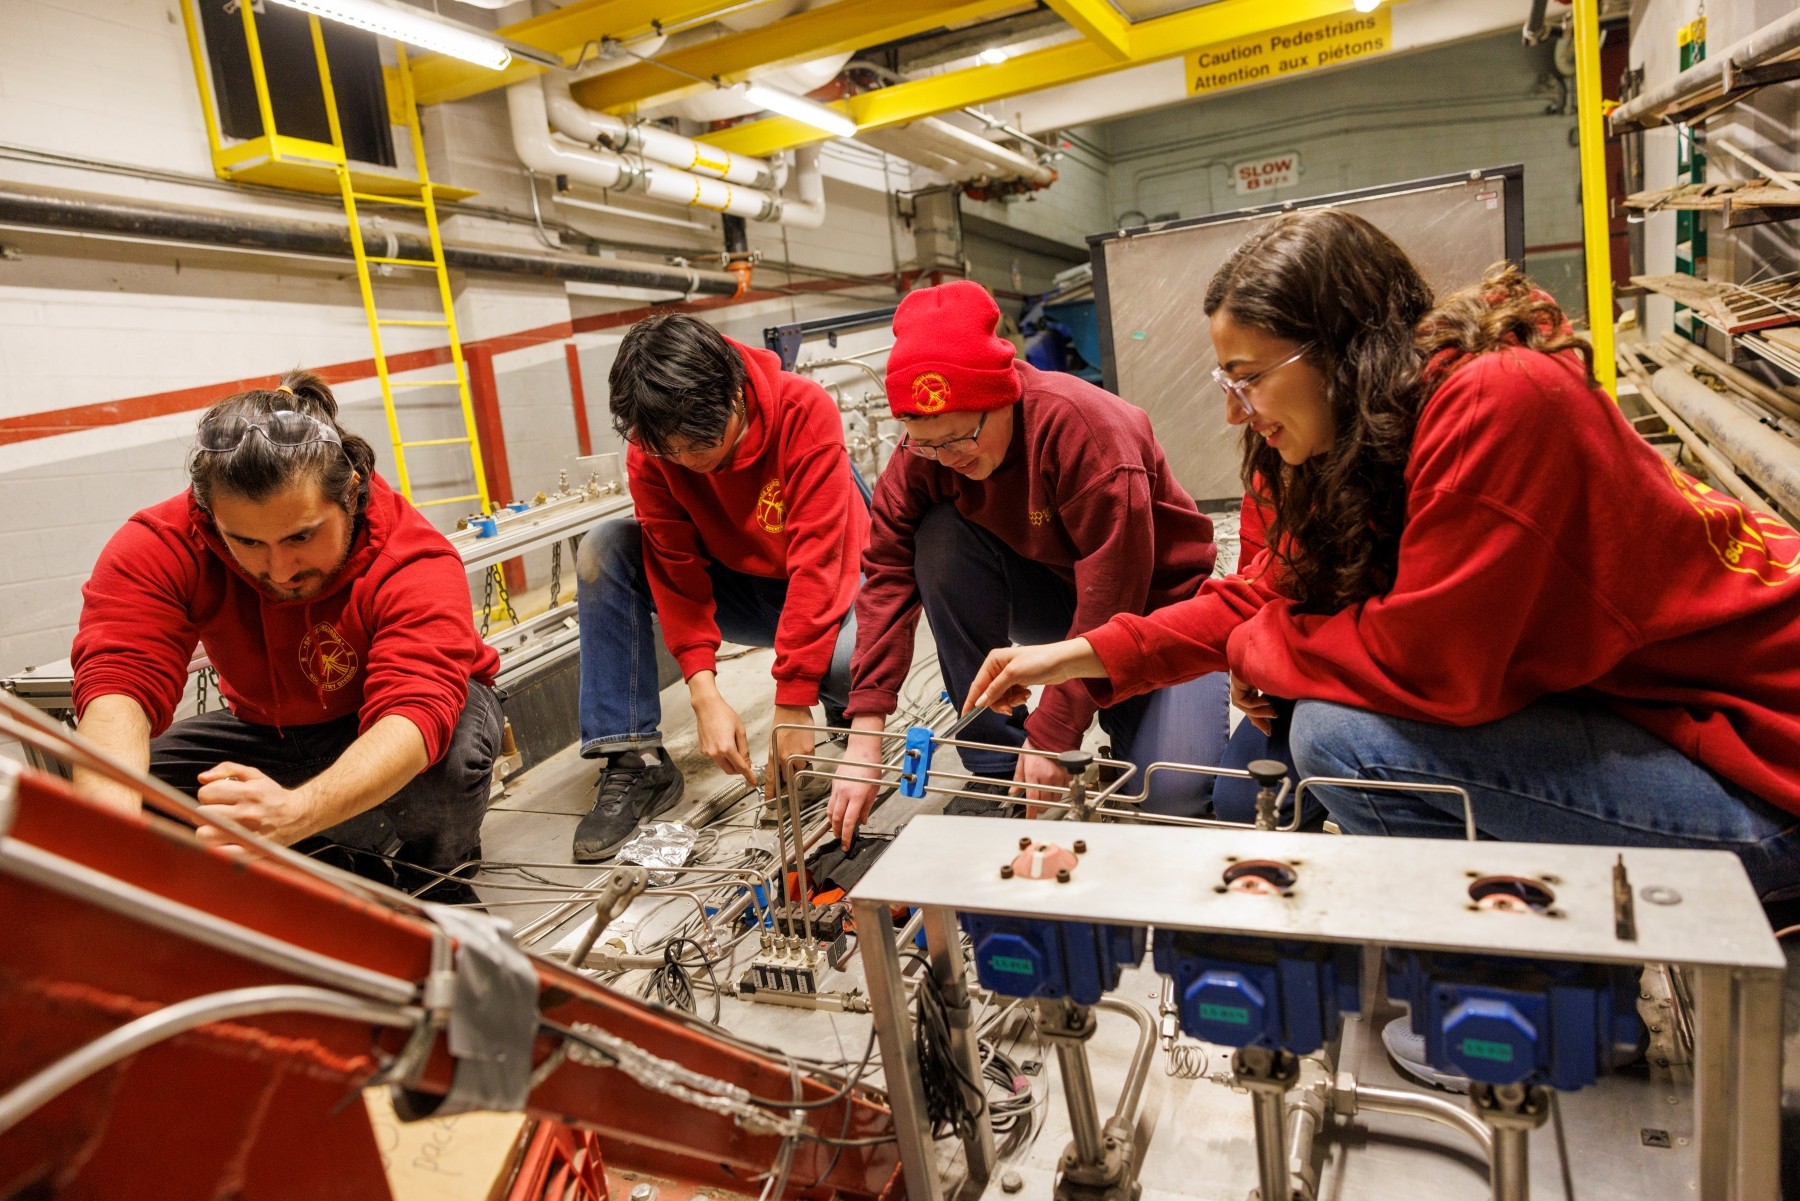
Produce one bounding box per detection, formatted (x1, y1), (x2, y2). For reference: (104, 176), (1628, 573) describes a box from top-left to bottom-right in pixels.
(575, 517), (856, 757)
(914, 505), (1229, 817)
(1213, 701), (1326, 827)
(1291, 695), (1800, 899)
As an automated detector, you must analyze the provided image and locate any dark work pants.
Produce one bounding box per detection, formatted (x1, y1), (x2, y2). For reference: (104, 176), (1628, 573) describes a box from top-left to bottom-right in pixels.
(149, 682), (502, 895)
(914, 504), (1229, 816)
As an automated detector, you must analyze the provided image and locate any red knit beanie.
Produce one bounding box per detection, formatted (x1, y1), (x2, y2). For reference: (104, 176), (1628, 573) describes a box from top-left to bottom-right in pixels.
(885, 280), (1021, 417)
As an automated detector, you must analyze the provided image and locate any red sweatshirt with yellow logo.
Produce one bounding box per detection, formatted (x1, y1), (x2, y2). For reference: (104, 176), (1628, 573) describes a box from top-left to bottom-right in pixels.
(1085, 347), (1800, 814)
(849, 362), (1218, 751)
(628, 337), (870, 707)
(72, 474), (499, 764)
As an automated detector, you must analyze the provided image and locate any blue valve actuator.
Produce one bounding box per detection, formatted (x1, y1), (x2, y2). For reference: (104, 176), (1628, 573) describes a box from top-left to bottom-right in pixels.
(1385, 950), (1644, 1091)
(471, 516), (499, 538)
(961, 914), (1145, 1005)
(1153, 931), (1361, 1055)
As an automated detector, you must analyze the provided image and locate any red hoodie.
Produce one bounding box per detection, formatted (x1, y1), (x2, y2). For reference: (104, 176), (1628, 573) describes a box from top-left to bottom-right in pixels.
(849, 362), (1217, 751)
(1084, 347), (1800, 814)
(72, 474), (499, 765)
(628, 337), (870, 708)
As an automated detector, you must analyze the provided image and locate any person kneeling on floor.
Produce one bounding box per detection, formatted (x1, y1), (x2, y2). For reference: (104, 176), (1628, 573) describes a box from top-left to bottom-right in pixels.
(828, 280), (1229, 846)
(572, 313), (870, 861)
(967, 209), (1800, 903)
(71, 370), (502, 903)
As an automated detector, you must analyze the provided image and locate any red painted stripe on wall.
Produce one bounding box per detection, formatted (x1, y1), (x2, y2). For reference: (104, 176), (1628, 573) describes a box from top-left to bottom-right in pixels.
(0, 278), (877, 448)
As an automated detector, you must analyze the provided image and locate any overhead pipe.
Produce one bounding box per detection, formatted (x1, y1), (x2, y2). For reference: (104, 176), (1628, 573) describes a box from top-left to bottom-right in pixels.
(541, 74), (779, 190)
(1610, 8), (1800, 130)
(509, 79), (776, 221)
(510, 81), (824, 228)
(0, 182), (738, 296)
(1652, 364), (1800, 518)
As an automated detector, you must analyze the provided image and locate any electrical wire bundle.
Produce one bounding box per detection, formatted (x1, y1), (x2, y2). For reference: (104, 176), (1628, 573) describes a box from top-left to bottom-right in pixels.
(903, 951), (987, 1142)
(980, 1040), (1037, 1157)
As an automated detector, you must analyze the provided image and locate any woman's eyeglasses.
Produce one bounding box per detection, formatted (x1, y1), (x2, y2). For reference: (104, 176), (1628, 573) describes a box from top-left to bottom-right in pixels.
(1211, 346), (1311, 418)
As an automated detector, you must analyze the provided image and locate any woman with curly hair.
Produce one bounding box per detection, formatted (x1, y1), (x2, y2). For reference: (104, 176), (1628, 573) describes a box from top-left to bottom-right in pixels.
(967, 208), (1800, 896)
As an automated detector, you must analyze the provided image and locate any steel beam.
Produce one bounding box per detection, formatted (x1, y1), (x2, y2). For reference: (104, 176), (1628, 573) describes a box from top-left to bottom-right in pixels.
(705, 0), (1360, 156)
(1572, 0), (1617, 395)
(569, 0), (1024, 115)
(1042, 0), (1133, 60)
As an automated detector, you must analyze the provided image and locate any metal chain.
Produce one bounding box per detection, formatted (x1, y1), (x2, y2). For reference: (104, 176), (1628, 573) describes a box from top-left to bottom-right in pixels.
(492, 564), (520, 628)
(480, 566), (495, 637)
(550, 542), (562, 609)
(195, 667), (214, 715)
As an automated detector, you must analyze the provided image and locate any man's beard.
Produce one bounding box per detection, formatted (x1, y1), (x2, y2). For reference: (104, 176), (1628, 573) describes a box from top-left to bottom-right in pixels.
(258, 534), (354, 601)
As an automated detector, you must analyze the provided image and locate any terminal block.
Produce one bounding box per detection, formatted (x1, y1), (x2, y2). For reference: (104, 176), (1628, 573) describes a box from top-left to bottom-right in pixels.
(960, 913), (1144, 1005)
(1152, 930), (1361, 1055)
(1386, 950), (1644, 1091)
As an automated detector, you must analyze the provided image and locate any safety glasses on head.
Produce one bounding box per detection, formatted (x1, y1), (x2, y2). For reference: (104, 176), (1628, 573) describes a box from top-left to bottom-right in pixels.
(1211, 345), (1312, 418)
(194, 409), (344, 454)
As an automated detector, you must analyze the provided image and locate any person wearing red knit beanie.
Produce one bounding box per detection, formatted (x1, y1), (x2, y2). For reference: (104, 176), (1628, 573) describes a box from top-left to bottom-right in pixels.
(828, 279), (1228, 844)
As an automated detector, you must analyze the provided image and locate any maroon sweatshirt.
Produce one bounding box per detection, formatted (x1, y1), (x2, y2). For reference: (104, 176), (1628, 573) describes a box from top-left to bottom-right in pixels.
(629, 337), (870, 707)
(72, 475), (499, 764)
(849, 362), (1217, 750)
(1085, 347), (1800, 814)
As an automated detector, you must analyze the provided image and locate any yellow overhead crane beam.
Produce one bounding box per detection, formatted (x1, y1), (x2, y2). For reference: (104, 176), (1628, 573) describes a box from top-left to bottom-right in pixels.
(568, 0), (1030, 113)
(410, 0), (751, 105)
(1041, 0), (1133, 61)
(703, 0), (1363, 158)
(412, 0), (1029, 110)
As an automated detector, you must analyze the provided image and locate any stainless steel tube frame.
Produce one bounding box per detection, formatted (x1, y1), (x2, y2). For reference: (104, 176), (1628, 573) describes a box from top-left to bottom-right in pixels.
(852, 899), (944, 1201)
(923, 904), (997, 1183)
(1693, 964), (1783, 1200)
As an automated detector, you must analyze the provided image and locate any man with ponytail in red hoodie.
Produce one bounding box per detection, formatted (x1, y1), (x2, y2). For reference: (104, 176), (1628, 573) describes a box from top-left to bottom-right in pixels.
(71, 371), (502, 902)
(570, 313), (869, 861)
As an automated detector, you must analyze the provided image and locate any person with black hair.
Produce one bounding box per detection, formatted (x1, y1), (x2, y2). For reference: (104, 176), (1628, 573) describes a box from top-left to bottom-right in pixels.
(572, 312), (869, 861)
(71, 369), (502, 901)
(966, 210), (1800, 898)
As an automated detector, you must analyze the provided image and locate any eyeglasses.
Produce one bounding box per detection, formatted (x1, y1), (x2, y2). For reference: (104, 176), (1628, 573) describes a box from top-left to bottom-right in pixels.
(899, 410), (989, 460)
(194, 409), (344, 454)
(1211, 346), (1311, 418)
(633, 397), (744, 459)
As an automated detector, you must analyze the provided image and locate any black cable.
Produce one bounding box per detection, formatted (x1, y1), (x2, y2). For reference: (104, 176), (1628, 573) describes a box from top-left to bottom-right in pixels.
(901, 950), (986, 1141)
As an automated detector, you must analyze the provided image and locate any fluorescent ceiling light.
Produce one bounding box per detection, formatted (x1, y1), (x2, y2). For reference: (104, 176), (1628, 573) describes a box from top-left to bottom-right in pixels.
(978, 48), (1009, 66)
(1352, 0), (1382, 10)
(743, 83), (857, 139)
(268, 0), (513, 70)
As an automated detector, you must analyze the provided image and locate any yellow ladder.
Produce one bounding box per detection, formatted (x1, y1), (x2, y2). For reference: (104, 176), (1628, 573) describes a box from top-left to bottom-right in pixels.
(307, 21), (490, 516)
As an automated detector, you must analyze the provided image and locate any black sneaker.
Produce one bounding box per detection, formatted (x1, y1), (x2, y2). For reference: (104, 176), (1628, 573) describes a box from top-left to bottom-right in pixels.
(573, 749), (685, 863)
(944, 778), (1019, 818)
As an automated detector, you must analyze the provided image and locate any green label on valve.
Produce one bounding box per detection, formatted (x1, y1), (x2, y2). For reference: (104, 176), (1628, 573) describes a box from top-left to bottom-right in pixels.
(1199, 1002), (1251, 1025)
(989, 955), (1035, 975)
(1460, 1038), (1516, 1063)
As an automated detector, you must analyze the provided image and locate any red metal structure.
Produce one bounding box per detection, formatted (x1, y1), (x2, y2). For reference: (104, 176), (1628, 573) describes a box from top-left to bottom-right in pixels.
(0, 759), (901, 1201)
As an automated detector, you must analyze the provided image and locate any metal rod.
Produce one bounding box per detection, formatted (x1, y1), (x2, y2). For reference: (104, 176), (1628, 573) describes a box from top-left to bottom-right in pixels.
(1572, 0), (1616, 395)
(0, 985), (419, 1137)
(1293, 776), (1477, 841)
(1651, 364), (1800, 516)
(922, 904), (996, 1181)
(1353, 1084), (1494, 1157)
(851, 899), (943, 1201)
(1094, 997), (1157, 1130)
(1250, 1081), (1291, 1201)
(0, 181), (740, 295)
(1051, 1019), (1106, 1165)
(1491, 1122), (1531, 1201)
(1617, 352), (1777, 515)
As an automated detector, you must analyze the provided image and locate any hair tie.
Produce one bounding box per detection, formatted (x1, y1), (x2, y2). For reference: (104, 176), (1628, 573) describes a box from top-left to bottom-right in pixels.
(276, 384), (295, 396)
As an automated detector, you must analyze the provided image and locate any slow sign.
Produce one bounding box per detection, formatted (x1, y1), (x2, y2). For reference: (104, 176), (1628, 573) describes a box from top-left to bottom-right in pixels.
(1233, 153), (1301, 196)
